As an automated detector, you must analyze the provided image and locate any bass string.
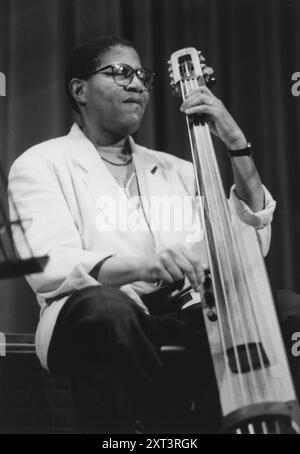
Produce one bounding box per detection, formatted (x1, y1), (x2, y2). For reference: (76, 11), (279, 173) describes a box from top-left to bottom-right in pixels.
(186, 74), (261, 401)
(182, 69), (271, 402)
(181, 74), (246, 406)
(180, 80), (236, 408)
(182, 62), (274, 406)
(195, 106), (274, 401)
(192, 111), (260, 402)
(180, 72), (246, 406)
(196, 97), (275, 391)
(196, 102), (275, 401)
(193, 112), (272, 402)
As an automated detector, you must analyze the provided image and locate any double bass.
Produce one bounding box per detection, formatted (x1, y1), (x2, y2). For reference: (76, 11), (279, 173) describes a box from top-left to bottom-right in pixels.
(165, 48), (299, 434)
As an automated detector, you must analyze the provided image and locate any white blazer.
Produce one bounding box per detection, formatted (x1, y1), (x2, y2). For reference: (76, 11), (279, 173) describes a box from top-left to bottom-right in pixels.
(8, 123), (276, 369)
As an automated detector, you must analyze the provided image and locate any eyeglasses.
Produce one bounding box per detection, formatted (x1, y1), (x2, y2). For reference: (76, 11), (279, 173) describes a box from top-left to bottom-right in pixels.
(84, 63), (155, 91)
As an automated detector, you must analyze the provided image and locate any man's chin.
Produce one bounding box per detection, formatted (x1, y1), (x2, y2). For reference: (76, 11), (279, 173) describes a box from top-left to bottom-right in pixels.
(120, 117), (142, 136)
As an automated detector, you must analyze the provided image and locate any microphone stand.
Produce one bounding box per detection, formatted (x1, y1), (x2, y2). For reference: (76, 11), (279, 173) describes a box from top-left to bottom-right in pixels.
(0, 162), (48, 279)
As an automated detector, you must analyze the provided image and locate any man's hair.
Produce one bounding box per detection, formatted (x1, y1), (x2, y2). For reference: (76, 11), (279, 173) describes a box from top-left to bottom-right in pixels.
(65, 35), (135, 112)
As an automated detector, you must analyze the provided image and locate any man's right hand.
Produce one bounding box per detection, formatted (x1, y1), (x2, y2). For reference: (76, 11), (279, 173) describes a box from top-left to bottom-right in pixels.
(137, 243), (204, 292)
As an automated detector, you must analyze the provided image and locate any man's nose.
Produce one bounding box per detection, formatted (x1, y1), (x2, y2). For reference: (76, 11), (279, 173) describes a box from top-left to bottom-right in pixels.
(126, 72), (144, 91)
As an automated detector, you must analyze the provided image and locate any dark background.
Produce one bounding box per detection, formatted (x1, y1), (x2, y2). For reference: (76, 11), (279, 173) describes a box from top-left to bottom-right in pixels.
(0, 0), (299, 333)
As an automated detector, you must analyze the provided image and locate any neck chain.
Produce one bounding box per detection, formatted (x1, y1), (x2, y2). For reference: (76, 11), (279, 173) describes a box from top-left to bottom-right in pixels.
(100, 154), (133, 166)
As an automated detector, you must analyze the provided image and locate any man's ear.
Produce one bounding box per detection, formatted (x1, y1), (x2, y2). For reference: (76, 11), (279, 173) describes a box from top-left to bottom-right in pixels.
(69, 78), (88, 108)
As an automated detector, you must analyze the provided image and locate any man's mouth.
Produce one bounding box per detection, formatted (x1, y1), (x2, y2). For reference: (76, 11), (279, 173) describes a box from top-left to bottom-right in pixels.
(123, 98), (143, 106)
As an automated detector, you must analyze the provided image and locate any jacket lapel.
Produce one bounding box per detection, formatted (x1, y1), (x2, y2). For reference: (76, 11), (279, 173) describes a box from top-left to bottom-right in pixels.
(67, 123), (128, 208)
(131, 138), (178, 249)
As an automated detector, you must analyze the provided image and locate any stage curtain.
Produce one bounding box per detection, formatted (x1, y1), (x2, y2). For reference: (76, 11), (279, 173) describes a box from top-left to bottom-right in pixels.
(0, 0), (299, 331)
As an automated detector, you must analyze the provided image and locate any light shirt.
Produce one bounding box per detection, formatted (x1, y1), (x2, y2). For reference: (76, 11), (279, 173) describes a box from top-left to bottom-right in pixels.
(97, 144), (157, 258)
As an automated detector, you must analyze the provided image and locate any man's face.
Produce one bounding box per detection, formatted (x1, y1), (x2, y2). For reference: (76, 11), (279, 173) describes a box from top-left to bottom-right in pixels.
(83, 46), (150, 141)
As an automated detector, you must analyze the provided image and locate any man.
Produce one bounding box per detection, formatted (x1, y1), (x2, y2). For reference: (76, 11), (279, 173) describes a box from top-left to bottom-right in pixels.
(8, 36), (293, 433)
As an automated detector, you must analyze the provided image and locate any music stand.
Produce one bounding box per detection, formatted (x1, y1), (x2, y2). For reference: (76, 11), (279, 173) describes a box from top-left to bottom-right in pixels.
(0, 162), (48, 279)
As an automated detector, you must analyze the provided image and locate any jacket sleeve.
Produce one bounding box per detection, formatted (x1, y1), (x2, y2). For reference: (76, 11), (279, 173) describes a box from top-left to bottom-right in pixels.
(228, 185), (276, 257)
(174, 157), (276, 257)
(8, 156), (116, 301)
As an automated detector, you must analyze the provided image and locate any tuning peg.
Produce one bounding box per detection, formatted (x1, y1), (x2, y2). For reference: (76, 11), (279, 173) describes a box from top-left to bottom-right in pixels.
(205, 75), (216, 88)
(172, 87), (181, 97)
(201, 64), (216, 88)
(203, 66), (214, 76)
(198, 53), (206, 63)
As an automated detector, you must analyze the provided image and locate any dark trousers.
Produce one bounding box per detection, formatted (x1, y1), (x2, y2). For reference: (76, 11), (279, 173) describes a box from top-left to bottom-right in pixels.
(47, 285), (300, 434)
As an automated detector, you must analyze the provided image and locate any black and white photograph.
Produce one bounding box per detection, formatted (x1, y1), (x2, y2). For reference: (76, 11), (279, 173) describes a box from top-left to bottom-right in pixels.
(0, 0), (300, 437)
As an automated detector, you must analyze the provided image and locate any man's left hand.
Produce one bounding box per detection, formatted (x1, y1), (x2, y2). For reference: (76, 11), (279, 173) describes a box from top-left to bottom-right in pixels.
(180, 86), (247, 151)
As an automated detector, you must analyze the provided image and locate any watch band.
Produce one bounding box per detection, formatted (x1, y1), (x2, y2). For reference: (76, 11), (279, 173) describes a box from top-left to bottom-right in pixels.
(228, 142), (252, 157)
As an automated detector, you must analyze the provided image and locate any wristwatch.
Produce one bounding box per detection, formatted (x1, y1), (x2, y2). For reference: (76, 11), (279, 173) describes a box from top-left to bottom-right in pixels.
(227, 142), (252, 157)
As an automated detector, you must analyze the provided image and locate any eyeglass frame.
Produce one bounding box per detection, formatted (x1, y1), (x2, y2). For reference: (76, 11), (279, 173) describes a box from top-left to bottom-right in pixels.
(81, 63), (155, 91)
